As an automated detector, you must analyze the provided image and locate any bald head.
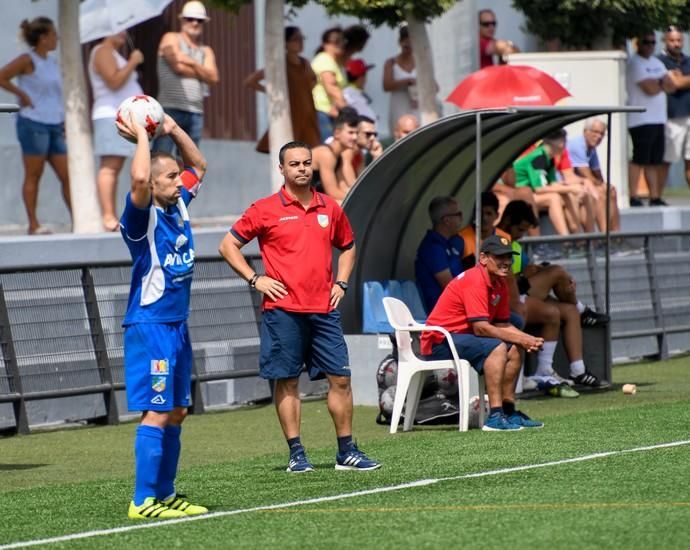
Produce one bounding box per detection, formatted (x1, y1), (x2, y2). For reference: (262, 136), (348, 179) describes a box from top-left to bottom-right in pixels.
(394, 114), (420, 141)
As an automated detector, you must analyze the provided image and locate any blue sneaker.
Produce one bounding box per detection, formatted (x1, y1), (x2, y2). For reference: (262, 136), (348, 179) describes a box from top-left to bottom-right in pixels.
(335, 444), (382, 471)
(507, 410), (544, 428)
(286, 449), (314, 473)
(481, 412), (523, 432)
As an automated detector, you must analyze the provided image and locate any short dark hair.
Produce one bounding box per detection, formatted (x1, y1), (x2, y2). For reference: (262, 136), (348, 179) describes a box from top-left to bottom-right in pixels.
(358, 115), (375, 125)
(334, 107), (359, 130)
(279, 141), (311, 165)
(500, 200), (538, 227)
(150, 151), (178, 177)
(398, 25), (409, 42)
(481, 191), (499, 213)
(344, 24), (370, 52)
(543, 128), (567, 144)
(284, 26), (300, 42)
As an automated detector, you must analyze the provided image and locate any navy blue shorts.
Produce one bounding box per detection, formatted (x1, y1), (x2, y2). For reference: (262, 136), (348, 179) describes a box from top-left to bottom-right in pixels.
(259, 309), (350, 381)
(124, 322), (192, 412)
(510, 311), (526, 330)
(427, 333), (508, 374)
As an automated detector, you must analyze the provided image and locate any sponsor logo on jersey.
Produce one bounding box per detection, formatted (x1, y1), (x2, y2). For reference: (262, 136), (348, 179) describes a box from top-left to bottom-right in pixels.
(163, 248), (195, 268)
(175, 234), (188, 250)
(317, 214), (329, 228)
(152, 376), (166, 393)
(151, 394), (166, 405)
(151, 359), (169, 375)
(279, 215), (299, 222)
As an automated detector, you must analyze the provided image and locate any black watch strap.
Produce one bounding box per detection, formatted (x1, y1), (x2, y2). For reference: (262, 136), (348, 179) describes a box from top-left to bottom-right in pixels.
(335, 280), (348, 292)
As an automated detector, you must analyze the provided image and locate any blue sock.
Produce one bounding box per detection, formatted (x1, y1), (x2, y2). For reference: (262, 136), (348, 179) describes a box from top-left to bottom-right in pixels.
(337, 435), (353, 454)
(156, 424), (182, 501)
(133, 425), (164, 506)
(287, 436), (303, 455)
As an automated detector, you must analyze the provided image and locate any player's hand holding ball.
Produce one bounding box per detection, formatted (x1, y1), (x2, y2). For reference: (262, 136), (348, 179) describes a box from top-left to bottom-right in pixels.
(115, 95), (165, 143)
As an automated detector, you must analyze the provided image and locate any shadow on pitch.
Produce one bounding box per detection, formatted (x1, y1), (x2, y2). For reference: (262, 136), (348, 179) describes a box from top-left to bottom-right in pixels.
(0, 463), (49, 471)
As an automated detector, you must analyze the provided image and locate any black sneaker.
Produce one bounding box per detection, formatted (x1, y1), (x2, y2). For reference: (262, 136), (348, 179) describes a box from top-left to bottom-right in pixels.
(580, 307), (609, 327)
(649, 197), (669, 207)
(571, 371), (610, 388)
(629, 196), (644, 207)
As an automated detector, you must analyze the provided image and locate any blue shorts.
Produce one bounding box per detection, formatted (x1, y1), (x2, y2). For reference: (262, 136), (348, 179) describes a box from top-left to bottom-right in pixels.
(510, 311), (526, 330)
(93, 117), (135, 157)
(259, 309), (350, 381)
(124, 322), (193, 412)
(316, 111), (334, 143)
(427, 333), (508, 374)
(16, 115), (66, 156)
(152, 108), (203, 153)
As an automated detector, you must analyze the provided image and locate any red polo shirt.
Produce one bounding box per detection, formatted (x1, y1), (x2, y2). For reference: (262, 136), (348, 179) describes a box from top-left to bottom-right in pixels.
(231, 186), (354, 313)
(420, 264), (510, 355)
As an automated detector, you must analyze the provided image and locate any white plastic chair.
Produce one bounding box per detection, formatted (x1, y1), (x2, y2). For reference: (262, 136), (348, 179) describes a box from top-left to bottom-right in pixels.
(382, 297), (485, 433)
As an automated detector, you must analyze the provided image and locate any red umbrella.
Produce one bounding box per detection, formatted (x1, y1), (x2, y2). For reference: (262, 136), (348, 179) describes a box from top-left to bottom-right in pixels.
(446, 65), (571, 109)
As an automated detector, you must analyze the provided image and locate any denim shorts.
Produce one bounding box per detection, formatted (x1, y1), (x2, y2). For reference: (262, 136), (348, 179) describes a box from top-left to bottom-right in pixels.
(152, 108), (203, 154)
(427, 333), (509, 374)
(93, 117), (135, 157)
(259, 308), (351, 381)
(16, 115), (66, 156)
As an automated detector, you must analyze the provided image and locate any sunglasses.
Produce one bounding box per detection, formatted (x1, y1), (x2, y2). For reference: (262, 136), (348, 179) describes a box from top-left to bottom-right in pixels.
(184, 17), (205, 24)
(363, 131), (378, 138)
(480, 21), (497, 27)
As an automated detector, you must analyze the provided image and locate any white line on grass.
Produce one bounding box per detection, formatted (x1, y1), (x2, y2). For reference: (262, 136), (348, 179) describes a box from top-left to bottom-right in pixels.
(3, 439), (690, 549)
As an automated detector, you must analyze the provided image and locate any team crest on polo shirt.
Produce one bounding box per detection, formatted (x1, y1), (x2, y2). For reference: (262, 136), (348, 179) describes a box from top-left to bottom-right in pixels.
(317, 214), (329, 228)
(491, 293), (501, 306)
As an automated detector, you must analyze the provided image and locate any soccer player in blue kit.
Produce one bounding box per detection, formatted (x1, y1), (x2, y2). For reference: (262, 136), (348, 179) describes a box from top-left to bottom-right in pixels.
(116, 111), (208, 519)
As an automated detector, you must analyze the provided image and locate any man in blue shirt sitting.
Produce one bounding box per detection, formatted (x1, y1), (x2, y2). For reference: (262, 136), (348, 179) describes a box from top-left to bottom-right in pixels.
(415, 196), (465, 313)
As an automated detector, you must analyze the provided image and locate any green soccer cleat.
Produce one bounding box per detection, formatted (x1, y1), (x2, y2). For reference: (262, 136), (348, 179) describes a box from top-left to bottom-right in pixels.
(162, 494), (209, 516)
(128, 497), (187, 520)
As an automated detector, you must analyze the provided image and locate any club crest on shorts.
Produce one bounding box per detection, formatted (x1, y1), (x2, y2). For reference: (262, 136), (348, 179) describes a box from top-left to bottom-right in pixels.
(151, 359), (169, 375)
(151, 376), (166, 393)
(317, 214), (329, 228)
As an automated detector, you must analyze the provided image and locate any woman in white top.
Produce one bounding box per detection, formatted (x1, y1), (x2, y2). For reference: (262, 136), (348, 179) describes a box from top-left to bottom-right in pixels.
(89, 32), (144, 231)
(0, 17), (70, 235)
(382, 26), (419, 137)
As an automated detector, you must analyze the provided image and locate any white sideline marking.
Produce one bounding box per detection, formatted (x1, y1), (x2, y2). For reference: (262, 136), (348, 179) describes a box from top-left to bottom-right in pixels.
(3, 439), (690, 549)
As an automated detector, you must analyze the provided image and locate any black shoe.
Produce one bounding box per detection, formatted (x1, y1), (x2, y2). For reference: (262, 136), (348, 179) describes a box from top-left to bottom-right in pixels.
(649, 197), (669, 206)
(570, 371), (609, 388)
(629, 196), (645, 207)
(580, 307), (609, 327)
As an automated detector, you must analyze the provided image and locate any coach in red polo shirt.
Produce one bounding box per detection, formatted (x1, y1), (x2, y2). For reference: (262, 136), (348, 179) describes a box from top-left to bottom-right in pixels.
(219, 141), (380, 473)
(422, 235), (544, 431)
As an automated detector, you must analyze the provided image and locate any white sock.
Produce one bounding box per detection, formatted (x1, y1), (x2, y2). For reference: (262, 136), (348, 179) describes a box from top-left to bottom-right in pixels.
(576, 301), (586, 314)
(570, 360), (585, 377)
(535, 341), (558, 376)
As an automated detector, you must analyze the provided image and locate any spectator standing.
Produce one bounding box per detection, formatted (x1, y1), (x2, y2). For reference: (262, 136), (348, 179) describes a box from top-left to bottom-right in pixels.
(478, 9), (519, 69)
(421, 235), (544, 431)
(219, 141), (381, 473)
(312, 27), (347, 142)
(383, 26), (418, 138)
(658, 26), (690, 195)
(626, 32), (673, 207)
(0, 17), (71, 235)
(89, 32), (144, 232)
(245, 26), (320, 153)
(154, 1), (219, 154)
(343, 59), (376, 121)
(415, 196), (465, 313)
(567, 119), (621, 232)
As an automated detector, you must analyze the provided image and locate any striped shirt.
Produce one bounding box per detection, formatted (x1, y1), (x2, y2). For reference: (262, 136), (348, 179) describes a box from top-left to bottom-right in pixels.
(157, 35), (206, 114)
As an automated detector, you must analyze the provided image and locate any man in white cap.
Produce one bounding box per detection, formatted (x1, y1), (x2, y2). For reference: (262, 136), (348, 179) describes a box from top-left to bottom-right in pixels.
(154, 1), (219, 154)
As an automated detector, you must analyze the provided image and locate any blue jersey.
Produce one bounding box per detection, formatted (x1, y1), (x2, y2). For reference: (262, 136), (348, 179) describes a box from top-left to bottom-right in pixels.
(120, 184), (196, 326)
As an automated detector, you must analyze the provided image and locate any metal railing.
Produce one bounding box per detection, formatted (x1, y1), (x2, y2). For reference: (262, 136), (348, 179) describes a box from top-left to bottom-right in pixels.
(0, 255), (264, 435)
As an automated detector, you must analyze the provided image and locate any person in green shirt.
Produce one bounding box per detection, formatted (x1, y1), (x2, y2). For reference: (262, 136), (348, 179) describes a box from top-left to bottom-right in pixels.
(513, 129), (587, 236)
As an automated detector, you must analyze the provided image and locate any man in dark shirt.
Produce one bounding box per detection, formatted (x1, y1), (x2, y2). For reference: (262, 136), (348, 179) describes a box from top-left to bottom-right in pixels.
(658, 26), (690, 195)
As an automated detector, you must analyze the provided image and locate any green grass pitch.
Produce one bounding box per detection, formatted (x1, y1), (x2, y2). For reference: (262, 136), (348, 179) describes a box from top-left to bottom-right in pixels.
(2, 357), (690, 549)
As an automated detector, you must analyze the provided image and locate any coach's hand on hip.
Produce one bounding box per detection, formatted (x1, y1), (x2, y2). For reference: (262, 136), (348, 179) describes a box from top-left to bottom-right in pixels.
(256, 275), (288, 302)
(330, 284), (346, 308)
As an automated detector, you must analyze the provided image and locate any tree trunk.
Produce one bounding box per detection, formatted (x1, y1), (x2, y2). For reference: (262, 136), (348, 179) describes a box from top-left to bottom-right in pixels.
(264, 0), (293, 192)
(59, 0), (102, 233)
(406, 15), (438, 125)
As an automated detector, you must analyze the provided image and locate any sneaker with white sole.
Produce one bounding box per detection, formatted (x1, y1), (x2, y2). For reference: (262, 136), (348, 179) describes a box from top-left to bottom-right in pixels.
(286, 449), (315, 473)
(571, 370), (610, 388)
(481, 412), (523, 431)
(335, 444), (382, 471)
(507, 410), (544, 428)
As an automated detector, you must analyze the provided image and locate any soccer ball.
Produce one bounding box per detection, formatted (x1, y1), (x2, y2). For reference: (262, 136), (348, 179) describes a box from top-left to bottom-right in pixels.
(379, 385), (397, 417)
(376, 355), (398, 390)
(434, 368), (458, 397)
(468, 394), (489, 429)
(116, 95), (164, 143)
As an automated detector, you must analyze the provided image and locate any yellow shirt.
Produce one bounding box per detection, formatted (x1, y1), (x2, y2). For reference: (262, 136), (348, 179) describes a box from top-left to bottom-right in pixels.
(311, 52), (346, 114)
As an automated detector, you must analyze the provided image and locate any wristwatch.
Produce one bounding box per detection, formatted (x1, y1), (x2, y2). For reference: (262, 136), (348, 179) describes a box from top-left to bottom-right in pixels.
(335, 280), (348, 293)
